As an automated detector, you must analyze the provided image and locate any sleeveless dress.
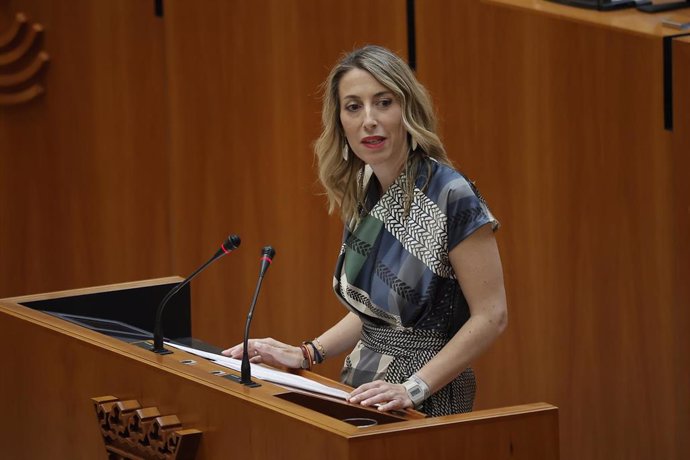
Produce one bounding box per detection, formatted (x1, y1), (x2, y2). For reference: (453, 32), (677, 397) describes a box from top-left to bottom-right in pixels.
(333, 158), (498, 416)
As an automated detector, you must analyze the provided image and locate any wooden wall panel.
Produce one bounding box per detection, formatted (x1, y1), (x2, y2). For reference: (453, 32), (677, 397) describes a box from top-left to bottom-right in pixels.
(417, 1), (690, 460)
(163, 0), (408, 379)
(0, 1), (170, 296)
(670, 35), (690, 460)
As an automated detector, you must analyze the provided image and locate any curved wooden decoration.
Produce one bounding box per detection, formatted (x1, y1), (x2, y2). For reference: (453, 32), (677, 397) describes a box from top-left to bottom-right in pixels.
(0, 12), (27, 48)
(0, 23), (42, 65)
(0, 12), (48, 106)
(0, 51), (49, 87)
(0, 84), (44, 106)
(92, 396), (202, 460)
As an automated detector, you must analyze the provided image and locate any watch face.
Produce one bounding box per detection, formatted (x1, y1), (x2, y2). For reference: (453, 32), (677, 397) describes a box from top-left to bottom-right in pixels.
(404, 380), (424, 407)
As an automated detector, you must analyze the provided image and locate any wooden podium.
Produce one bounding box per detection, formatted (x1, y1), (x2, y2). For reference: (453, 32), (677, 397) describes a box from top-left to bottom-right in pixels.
(0, 278), (559, 459)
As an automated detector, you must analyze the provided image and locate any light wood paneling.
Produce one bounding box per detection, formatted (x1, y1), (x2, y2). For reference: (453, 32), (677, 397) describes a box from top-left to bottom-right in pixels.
(416, 1), (690, 460)
(0, 1), (170, 295)
(163, 0), (408, 380)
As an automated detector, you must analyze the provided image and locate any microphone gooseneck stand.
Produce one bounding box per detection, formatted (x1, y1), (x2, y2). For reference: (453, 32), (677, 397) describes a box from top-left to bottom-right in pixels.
(229, 246), (275, 387)
(151, 234), (241, 354)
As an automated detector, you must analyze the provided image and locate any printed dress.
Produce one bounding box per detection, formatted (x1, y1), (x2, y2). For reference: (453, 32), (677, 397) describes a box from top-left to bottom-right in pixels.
(333, 158), (498, 417)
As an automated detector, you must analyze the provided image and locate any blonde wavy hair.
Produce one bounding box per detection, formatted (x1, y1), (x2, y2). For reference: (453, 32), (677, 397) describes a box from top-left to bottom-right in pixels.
(314, 45), (451, 225)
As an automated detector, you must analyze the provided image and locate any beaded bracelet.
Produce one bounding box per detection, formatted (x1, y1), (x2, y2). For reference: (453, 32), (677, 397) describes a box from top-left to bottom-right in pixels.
(312, 338), (327, 361)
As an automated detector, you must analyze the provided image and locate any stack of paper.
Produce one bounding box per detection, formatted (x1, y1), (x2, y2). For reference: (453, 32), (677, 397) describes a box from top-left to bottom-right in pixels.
(167, 342), (350, 400)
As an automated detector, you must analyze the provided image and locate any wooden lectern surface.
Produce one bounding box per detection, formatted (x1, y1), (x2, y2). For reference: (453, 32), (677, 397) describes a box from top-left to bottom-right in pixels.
(0, 280), (558, 459)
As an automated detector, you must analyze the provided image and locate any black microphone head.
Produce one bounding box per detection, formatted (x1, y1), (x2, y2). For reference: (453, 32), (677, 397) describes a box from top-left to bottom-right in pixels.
(258, 246), (275, 276)
(223, 234), (241, 251)
(261, 246), (275, 260)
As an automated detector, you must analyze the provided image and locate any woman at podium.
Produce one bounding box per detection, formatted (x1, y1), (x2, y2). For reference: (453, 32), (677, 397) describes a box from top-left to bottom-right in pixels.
(224, 45), (507, 417)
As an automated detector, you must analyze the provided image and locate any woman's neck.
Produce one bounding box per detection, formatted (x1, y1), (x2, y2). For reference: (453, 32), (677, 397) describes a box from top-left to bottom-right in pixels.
(371, 154), (407, 194)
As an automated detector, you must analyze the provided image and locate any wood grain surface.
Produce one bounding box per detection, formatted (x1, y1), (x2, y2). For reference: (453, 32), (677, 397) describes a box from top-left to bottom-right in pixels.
(416, 1), (690, 459)
(2, 1), (689, 459)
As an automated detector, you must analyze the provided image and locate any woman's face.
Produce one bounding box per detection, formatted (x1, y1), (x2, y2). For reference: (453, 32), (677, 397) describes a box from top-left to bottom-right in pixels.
(338, 68), (408, 178)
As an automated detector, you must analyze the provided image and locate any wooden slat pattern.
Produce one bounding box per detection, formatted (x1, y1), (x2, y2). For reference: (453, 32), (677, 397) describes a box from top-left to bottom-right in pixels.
(416, 1), (690, 460)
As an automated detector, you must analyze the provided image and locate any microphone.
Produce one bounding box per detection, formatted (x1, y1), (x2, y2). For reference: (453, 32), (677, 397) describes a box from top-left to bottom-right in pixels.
(151, 234), (241, 354)
(239, 246), (276, 386)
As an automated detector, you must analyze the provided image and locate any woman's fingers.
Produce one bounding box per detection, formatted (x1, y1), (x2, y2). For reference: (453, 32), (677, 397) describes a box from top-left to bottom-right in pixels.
(221, 339), (263, 358)
(221, 338), (302, 369)
(347, 380), (413, 411)
(221, 344), (241, 358)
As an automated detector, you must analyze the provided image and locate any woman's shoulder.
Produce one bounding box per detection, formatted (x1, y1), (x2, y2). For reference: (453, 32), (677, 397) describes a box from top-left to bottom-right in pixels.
(422, 158), (477, 201)
(431, 159), (500, 232)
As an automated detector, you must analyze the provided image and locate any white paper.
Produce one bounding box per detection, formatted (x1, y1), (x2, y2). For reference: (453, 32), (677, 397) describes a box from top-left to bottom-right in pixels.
(166, 342), (350, 400)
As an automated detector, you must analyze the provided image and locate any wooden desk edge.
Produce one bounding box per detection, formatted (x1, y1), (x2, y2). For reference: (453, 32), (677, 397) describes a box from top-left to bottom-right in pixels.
(0, 298), (421, 436)
(1, 276), (185, 303)
(348, 401), (558, 437)
(481, 0), (689, 38)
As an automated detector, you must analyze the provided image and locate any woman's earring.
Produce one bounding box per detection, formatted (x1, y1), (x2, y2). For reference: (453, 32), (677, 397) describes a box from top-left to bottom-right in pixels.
(342, 143), (350, 161)
(411, 137), (419, 152)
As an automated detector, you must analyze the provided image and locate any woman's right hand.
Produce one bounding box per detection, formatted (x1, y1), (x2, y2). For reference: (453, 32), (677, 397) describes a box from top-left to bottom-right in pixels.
(221, 338), (303, 369)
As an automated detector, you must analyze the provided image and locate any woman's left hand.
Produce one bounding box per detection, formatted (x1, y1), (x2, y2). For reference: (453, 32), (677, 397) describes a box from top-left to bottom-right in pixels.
(347, 380), (413, 412)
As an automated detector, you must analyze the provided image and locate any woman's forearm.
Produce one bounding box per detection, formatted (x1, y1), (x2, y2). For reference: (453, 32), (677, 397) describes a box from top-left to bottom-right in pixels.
(314, 312), (362, 360)
(415, 304), (507, 394)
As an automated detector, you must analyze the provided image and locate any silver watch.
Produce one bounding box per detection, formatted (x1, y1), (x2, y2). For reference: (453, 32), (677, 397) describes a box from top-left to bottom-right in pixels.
(402, 375), (430, 407)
